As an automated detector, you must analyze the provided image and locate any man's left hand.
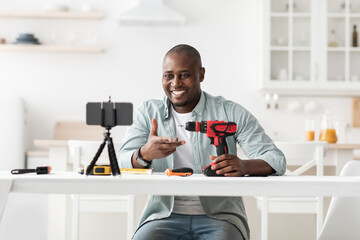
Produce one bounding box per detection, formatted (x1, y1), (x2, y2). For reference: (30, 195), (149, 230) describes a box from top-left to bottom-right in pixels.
(210, 154), (247, 177)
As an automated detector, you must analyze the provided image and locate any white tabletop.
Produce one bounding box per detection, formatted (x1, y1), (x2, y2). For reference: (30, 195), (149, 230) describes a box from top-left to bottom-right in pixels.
(1, 172), (360, 197)
(2, 171), (360, 227)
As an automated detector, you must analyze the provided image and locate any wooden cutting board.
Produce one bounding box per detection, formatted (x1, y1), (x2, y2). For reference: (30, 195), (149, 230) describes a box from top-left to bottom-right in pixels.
(353, 98), (360, 127)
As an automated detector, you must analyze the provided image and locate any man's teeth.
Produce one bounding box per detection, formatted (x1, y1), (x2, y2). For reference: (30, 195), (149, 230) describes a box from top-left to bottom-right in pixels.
(172, 90), (185, 95)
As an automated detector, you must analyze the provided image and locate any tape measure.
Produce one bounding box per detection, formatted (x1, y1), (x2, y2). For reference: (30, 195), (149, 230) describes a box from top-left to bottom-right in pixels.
(85, 165), (112, 175)
(82, 165), (153, 175)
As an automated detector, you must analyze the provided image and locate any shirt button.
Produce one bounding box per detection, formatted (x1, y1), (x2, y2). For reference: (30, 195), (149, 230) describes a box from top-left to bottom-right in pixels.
(199, 113), (202, 115)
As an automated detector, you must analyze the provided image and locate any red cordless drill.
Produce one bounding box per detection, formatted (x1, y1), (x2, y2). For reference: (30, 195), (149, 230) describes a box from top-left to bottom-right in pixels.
(185, 120), (237, 177)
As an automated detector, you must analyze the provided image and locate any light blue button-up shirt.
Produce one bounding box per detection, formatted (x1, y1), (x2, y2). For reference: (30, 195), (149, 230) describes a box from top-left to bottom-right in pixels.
(118, 91), (286, 239)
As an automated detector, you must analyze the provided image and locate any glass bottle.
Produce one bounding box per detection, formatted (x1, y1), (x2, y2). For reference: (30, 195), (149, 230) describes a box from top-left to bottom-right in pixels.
(353, 25), (358, 47)
(319, 111), (338, 143)
(305, 119), (315, 141)
(329, 29), (338, 47)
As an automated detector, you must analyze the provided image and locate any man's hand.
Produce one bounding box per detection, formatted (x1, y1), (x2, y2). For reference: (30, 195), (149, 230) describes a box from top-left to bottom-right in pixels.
(210, 154), (247, 177)
(210, 154), (276, 177)
(141, 118), (185, 161)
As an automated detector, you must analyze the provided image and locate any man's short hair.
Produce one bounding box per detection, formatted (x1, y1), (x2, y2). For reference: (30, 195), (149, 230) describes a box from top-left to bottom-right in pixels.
(164, 44), (202, 67)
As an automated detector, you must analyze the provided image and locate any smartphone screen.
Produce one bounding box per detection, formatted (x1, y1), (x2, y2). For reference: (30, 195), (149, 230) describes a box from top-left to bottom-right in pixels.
(86, 102), (133, 127)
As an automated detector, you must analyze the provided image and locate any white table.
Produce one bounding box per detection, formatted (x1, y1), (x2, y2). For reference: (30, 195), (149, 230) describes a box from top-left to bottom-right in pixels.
(2, 172), (360, 217)
(2, 172), (360, 240)
(32, 141), (360, 240)
(327, 144), (360, 175)
(33, 140), (69, 240)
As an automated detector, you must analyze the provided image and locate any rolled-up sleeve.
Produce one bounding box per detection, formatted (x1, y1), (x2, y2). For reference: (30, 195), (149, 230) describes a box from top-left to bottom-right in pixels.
(231, 104), (286, 176)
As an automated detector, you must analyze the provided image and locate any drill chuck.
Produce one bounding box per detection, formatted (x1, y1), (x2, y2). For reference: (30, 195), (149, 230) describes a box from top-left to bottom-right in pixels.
(185, 121), (207, 133)
(185, 122), (197, 131)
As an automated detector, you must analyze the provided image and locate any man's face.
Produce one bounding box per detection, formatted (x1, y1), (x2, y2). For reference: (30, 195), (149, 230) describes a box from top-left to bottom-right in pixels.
(162, 52), (205, 113)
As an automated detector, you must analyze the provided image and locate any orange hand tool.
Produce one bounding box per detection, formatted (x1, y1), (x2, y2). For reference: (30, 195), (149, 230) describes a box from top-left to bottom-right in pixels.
(165, 167), (193, 177)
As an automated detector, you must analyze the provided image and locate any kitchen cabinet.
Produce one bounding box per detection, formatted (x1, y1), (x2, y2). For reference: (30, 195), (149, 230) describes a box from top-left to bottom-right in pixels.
(260, 0), (360, 96)
(0, 10), (104, 53)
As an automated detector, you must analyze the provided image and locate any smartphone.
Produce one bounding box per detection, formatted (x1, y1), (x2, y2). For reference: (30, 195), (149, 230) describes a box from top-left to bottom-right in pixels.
(86, 102), (133, 128)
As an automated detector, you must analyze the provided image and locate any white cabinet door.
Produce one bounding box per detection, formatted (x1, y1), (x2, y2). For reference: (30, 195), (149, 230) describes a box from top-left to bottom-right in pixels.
(260, 0), (360, 96)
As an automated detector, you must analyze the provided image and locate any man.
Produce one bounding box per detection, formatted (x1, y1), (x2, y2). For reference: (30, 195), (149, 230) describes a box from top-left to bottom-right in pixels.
(118, 44), (286, 239)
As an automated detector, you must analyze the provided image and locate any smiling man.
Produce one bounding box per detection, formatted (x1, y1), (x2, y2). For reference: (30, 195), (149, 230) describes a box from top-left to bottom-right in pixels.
(162, 46), (204, 113)
(118, 44), (286, 240)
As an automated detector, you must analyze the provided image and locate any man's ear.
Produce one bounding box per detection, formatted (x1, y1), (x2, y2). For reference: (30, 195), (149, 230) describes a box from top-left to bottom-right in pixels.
(200, 67), (205, 82)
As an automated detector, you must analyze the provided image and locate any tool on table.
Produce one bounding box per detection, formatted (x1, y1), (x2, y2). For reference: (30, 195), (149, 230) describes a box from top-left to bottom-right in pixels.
(166, 167), (193, 177)
(184, 120), (237, 177)
(79, 165), (153, 175)
(11, 166), (52, 174)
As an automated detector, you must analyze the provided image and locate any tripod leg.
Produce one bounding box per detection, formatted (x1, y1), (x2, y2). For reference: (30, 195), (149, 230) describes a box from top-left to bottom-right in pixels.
(85, 139), (107, 175)
(107, 135), (121, 176)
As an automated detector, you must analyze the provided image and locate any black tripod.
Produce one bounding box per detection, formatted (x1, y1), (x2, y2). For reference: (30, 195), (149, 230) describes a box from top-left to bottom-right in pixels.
(85, 128), (121, 176)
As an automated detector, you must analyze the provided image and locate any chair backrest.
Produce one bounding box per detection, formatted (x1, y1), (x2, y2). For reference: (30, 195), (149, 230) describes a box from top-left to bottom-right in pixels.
(54, 121), (103, 140)
(68, 140), (123, 171)
(318, 160), (360, 240)
(275, 141), (328, 176)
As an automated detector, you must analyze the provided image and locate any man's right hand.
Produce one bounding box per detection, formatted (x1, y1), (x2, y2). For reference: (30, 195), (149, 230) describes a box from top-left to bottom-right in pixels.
(132, 119), (185, 167)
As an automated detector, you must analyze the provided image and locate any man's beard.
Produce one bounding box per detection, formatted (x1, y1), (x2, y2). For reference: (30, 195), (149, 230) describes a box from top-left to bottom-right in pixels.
(170, 92), (200, 108)
(172, 100), (188, 107)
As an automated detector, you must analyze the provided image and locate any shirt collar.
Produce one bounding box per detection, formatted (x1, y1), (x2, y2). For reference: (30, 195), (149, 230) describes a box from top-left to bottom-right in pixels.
(192, 91), (206, 116)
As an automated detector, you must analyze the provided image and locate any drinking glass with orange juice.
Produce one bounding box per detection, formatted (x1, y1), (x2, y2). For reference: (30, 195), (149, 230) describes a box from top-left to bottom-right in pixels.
(318, 111), (338, 143)
(305, 119), (315, 141)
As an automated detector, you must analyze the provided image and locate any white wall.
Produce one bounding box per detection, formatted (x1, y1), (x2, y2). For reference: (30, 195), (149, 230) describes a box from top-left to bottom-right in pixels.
(1, 0), (358, 150)
(1, 0), (360, 240)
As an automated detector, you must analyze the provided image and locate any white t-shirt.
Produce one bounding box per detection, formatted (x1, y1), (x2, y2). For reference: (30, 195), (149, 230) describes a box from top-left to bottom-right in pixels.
(171, 106), (205, 215)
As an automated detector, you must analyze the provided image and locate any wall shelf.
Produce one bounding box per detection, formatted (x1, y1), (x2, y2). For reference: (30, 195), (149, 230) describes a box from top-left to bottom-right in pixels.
(271, 13), (289, 17)
(349, 14), (360, 18)
(0, 10), (104, 19)
(327, 13), (346, 18)
(271, 46), (288, 51)
(0, 44), (104, 53)
(327, 47), (360, 52)
(327, 47), (347, 51)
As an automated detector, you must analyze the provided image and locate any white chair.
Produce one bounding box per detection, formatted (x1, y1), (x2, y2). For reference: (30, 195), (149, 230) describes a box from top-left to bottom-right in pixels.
(68, 140), (135, 240)
(317, 160), (360, 240)
(256, 141), (328, 240)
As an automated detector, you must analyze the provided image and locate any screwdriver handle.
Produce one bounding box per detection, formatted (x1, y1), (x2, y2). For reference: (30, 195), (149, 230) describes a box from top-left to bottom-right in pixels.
(165, 168), (193, 177)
